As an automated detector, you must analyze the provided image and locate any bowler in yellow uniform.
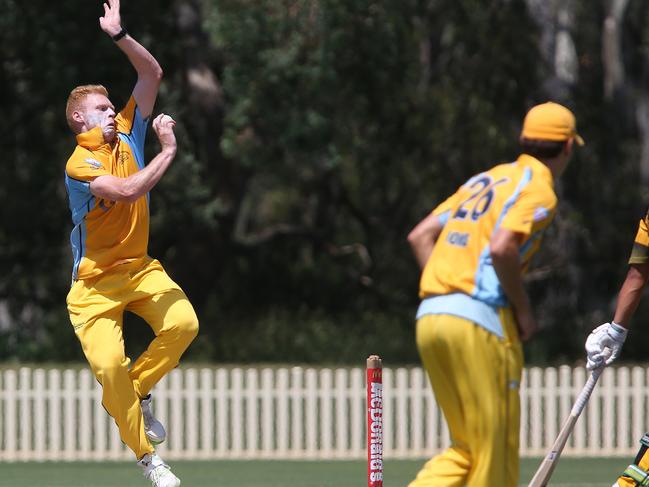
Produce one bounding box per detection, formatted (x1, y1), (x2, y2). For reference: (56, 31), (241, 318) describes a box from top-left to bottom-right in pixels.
(63, 1), (196, 486)
(407, 102), (583, 487)
(585, 211), (649, 487)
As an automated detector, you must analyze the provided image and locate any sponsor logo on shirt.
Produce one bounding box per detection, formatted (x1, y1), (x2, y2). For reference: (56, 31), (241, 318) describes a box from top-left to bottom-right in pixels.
(533, 206), (549, 222)
(84, 158), (103, 169)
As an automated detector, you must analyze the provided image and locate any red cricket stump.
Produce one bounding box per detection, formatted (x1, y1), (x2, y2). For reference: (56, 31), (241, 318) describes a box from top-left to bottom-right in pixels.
(367, 355), (383, 487)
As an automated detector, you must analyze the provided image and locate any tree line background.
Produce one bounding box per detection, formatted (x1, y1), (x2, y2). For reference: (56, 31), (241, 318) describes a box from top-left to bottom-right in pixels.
(1, 0), (648, 365)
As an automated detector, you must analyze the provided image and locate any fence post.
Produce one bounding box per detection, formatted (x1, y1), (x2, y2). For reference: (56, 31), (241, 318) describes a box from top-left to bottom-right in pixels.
(4, 370), (17, 461)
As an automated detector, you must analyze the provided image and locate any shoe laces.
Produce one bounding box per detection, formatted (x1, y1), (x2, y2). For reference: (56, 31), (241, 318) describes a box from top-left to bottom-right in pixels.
(139, 453), (170, 480)
(147, 463), (173, 482)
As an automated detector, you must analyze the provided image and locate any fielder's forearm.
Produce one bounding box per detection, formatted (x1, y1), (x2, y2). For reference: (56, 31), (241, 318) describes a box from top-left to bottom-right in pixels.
(409, 237), (435, 270)
(613, 264), (649, 327)
(407, 213), (443, 270)
(491, 237), (532, 314)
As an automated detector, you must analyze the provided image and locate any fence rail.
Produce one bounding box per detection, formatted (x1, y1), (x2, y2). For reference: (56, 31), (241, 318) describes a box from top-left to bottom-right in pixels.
(0, 365), (646, 461)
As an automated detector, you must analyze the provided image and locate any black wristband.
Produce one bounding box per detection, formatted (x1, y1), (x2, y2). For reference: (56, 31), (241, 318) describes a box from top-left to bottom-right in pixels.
(112, 27), (127, 42)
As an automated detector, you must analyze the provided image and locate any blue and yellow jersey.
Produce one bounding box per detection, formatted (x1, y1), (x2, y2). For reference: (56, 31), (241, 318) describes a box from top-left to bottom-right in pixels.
(417, 154), (557, 337)
(65, 97), (149, 281)
(629, 210), (649, 264)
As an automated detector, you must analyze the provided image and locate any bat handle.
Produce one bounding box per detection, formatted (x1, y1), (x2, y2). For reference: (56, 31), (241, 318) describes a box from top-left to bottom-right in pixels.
(571, 368), (603, 416)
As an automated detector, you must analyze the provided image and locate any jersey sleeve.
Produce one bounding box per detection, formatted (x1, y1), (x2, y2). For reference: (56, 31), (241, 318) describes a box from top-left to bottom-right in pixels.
(115, 96), (149, 158)
(65, 154), (111, 182)
(629, 215), (649, 264)
(432, 191), (462, 226)
(499, 183), (557, 237)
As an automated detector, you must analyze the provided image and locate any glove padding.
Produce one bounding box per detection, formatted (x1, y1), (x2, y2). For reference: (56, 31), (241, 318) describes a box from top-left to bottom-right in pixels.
(585, 322), (628, 370)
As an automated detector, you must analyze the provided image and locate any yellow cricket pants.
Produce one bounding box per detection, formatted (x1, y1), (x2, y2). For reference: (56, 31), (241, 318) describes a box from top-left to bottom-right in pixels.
(66, 257), (199, 459)
(408, 312), (523, 487)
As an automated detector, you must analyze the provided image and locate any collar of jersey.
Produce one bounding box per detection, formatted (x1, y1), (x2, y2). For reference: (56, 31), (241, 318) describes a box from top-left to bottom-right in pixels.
(516, 154), (554, 188)
(76, 126), (112, 152)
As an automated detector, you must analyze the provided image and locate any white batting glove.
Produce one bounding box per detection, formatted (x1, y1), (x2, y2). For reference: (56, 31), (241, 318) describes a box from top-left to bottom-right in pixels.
(585, 322), (628, 370)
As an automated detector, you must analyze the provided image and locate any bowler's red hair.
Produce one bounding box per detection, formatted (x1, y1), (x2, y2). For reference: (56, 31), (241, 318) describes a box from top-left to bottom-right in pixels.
(65, 85), (109, 133)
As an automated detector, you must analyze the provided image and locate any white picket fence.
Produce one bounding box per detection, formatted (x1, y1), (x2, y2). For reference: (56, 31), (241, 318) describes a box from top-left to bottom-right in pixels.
(0, 365), (647, 461)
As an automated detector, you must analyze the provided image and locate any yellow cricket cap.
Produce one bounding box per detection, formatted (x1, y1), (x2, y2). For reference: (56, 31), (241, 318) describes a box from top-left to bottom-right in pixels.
(521, 102), (584, 146)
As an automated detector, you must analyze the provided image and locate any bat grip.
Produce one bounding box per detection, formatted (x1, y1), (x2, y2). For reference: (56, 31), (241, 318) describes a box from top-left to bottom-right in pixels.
(570, 368), (603, 416)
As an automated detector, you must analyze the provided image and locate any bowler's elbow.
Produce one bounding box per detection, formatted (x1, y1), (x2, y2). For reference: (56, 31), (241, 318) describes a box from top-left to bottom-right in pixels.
(141, 63), (163, 88)
(153, 64), (163, 83)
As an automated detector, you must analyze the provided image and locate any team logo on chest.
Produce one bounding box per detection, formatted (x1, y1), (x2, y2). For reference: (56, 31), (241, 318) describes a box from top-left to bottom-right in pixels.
(117, 151), (130, 165)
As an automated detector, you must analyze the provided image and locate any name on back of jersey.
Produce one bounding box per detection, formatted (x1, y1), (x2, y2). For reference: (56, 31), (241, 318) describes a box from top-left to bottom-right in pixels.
(446, 231), (469, 247)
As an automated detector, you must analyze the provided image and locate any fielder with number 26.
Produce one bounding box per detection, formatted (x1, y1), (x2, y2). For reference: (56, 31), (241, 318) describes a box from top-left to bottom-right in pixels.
(407, 103), (583, 486)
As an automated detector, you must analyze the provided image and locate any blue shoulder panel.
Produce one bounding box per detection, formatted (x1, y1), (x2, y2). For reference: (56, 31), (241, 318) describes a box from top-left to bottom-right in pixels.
(437, 210), (451, 226)
(118, 105), (149, 170)
(472, 167), (533, 306)
(64, 173), (95, 280)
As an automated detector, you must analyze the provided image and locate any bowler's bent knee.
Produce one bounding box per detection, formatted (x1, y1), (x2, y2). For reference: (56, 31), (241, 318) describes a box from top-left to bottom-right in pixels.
(179, 314), (199, 345)
(164, 304), (199, 350)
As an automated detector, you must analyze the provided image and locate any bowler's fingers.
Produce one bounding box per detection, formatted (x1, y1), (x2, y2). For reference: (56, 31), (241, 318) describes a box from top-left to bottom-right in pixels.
(104, 0), (120, 18)
(160, 114), (176, 128)
(152, 113), (163, 129)
(152, 114), (176, 131)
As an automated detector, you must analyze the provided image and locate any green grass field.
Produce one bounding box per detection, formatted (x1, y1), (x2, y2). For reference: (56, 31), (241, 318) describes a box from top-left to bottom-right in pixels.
(0, 457), (628, 486)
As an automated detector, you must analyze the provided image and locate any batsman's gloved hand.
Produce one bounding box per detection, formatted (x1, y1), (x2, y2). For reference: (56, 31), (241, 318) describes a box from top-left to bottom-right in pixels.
(585, 322), (628, 370)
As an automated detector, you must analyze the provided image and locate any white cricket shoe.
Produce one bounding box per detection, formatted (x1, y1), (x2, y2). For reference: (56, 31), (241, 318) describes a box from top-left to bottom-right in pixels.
(137, 453), (181, 487)
(141, 394), (166, 444)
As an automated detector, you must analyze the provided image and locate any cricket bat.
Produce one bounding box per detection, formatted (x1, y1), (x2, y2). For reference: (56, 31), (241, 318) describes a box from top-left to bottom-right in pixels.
(527, 367), (604, 487)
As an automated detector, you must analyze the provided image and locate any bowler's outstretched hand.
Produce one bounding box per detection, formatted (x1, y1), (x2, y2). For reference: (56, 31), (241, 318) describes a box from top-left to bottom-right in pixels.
(99, 0), (122, 37)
